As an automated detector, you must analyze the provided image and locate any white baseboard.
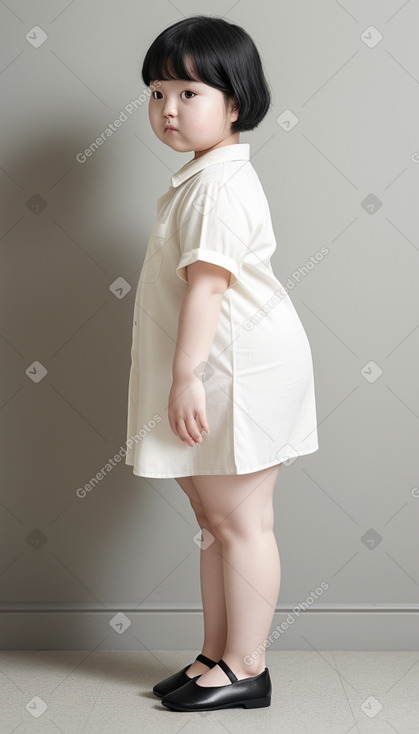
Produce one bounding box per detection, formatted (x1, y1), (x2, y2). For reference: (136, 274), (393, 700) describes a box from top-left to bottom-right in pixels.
(1, 604), (417, 650)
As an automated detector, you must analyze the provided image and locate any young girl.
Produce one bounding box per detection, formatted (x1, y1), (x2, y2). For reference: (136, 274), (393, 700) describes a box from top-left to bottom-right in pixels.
(125, 15), (319, 712)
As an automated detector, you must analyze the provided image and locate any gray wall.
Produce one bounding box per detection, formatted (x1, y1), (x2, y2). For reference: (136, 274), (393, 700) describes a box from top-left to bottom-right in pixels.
(1, 0), (418, 651)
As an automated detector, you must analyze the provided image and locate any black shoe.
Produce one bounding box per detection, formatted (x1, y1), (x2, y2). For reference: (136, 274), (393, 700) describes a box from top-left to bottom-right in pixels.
(160, 658), (271, 711)
(152, 653), (217, 698)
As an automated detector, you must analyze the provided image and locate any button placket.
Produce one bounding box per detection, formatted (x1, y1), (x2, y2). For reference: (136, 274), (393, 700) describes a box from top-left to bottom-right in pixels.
(139, 220), (167, 284)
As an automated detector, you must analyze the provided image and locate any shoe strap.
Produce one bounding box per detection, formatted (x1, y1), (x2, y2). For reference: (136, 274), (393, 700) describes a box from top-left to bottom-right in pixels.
(195, 653), (217, 668)
(216, 658), (238, 683)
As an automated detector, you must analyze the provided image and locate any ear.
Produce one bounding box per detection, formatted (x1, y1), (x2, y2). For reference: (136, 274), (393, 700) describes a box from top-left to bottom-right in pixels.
(229, 96), (239, 123)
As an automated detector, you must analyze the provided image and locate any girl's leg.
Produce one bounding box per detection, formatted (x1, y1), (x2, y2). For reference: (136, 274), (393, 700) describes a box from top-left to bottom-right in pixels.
(175, 476), (227, 677)
(189, 464), (282, 686)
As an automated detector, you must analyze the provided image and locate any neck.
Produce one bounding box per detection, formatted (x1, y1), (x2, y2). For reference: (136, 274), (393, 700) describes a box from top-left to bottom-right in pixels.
(194, 132), (241, 159)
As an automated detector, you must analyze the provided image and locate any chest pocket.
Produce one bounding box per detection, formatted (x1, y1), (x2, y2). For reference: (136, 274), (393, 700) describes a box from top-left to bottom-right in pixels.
(139, 221), (167, 284)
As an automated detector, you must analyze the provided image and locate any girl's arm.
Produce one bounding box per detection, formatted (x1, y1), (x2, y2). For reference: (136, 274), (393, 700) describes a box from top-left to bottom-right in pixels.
(168, 260), (230, 447)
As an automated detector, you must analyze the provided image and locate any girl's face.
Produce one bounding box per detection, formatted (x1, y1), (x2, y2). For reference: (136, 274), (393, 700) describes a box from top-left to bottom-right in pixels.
(148, 77), (240, 158)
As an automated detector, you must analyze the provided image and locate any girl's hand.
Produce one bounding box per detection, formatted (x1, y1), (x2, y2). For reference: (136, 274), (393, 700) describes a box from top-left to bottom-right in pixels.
(168, 375), (210, 447)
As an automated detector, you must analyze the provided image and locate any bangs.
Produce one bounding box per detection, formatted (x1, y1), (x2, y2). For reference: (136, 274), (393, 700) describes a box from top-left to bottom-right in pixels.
(143, 42), (200, 84)
(141, 21), (232, 95)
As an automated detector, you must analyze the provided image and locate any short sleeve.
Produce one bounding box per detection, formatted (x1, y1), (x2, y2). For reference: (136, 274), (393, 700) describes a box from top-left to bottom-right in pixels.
(175, 178), (251, 289)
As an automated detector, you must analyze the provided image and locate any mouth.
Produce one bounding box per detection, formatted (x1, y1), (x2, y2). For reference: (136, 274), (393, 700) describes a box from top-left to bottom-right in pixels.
(164, 125), (178, 131)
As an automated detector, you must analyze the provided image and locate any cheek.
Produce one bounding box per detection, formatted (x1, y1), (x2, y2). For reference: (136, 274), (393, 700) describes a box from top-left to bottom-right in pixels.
(193, 98), (224, 127)
(148, 104), (161, 134)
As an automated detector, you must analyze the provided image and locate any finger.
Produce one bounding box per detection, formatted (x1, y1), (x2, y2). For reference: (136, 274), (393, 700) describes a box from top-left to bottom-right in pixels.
(197, 411), (210, 434)
(195, 415), (208, 438)
(168, 414), (178, 438)
(168, 414), (175, 436)
(176, 418), (196, 447)
(185, 416), (203, 443)
(195, 415), (204, 435)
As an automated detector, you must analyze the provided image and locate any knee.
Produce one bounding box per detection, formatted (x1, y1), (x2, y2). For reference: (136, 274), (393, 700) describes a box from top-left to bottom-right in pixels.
(262, 503), (275, 533)
(190, 499), (214, 533)
(206, 506), (275, 543)
(203, 512), (241, 544)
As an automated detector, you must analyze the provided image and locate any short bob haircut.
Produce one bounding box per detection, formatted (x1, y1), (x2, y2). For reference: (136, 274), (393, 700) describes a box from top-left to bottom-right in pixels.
(141, 15), (271, 133)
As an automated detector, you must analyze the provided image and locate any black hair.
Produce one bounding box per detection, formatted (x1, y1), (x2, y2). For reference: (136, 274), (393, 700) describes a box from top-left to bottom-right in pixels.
(141, 15), (271, 133)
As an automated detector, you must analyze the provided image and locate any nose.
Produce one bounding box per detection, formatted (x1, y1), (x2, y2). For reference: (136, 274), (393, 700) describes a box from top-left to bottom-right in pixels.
(162, 96), (176, 120)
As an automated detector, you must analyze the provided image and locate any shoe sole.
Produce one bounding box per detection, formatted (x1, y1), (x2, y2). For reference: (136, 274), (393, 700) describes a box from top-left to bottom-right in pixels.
(162, 695), (271, 711)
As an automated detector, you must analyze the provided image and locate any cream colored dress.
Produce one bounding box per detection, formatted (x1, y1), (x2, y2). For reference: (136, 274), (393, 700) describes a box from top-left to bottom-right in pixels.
(125, 143), (319, 477)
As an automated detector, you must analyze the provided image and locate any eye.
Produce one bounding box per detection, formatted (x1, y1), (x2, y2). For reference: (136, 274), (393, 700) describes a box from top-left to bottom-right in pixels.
(151, 90), (163, 100)
(182, 90), (196, 99)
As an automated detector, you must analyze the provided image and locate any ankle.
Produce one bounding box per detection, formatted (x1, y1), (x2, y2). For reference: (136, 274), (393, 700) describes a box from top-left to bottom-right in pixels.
(223, 653), (266, 678)
(201, 649), (224, 663)
(187, 649), (223, 675)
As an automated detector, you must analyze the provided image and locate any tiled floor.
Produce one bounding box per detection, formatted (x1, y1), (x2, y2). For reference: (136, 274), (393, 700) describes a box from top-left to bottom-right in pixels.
(1, 650), (418, 733)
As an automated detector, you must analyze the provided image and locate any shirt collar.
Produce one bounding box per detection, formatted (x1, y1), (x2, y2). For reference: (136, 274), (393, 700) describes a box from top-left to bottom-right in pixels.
(170, 143), (250, 188)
